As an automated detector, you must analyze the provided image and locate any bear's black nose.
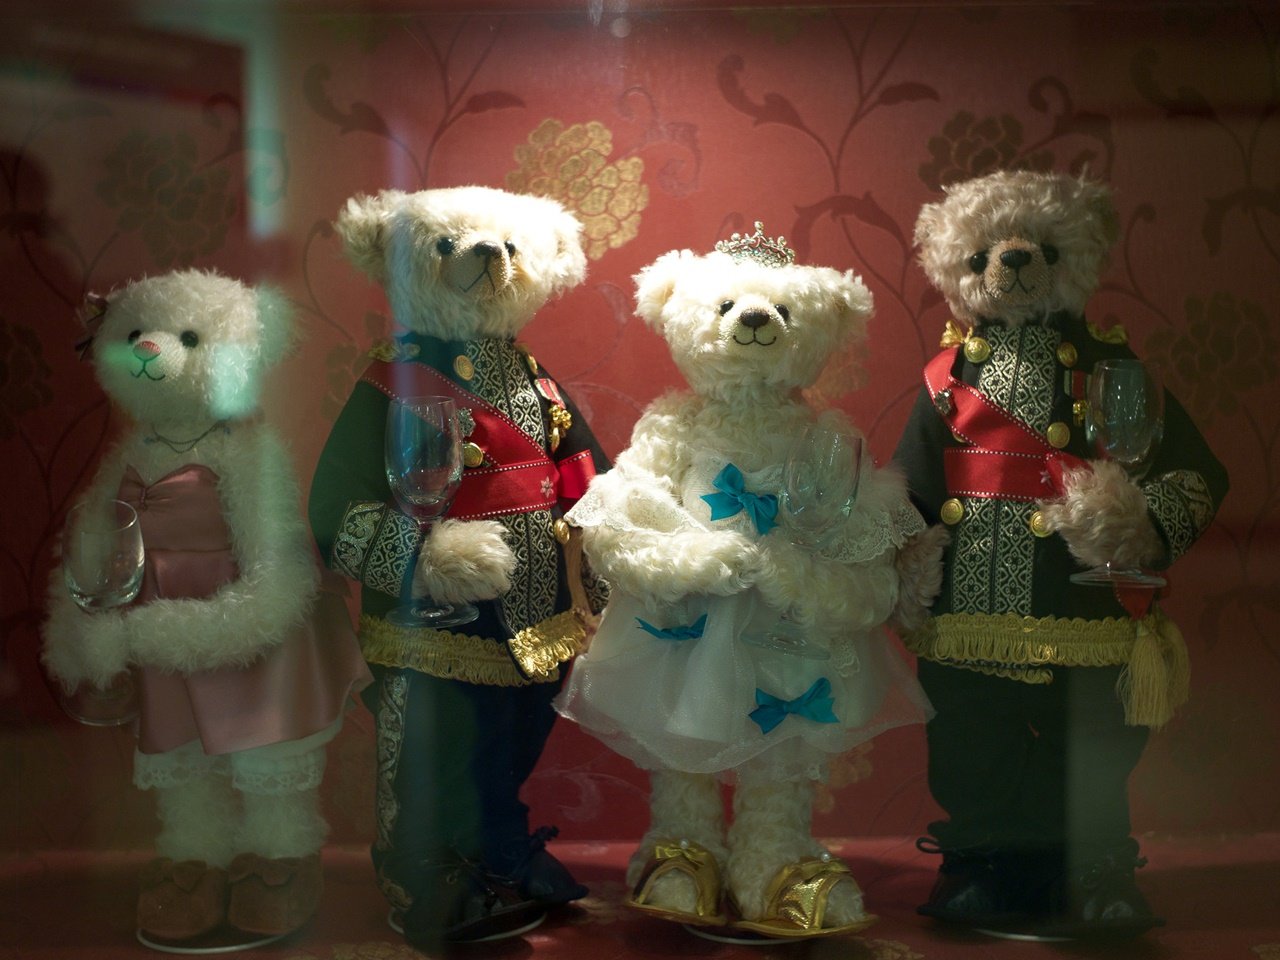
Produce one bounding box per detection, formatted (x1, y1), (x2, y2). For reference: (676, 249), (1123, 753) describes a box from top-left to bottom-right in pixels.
(739, 309), (771, 330)
(1000, 249), (1033, 270)
(474, 241), (502, 260)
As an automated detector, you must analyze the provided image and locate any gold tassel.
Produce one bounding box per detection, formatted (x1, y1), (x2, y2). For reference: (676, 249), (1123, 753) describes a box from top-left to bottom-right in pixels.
(1117, 607), (1190, 729)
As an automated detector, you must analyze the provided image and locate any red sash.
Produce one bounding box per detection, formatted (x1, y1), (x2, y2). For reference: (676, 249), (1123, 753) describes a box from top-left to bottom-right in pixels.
(362, 360), (595, 520)
(924, 347), (1086, 503)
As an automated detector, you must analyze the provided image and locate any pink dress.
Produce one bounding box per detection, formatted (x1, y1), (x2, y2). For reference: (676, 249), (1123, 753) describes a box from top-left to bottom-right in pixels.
(119, 464), (370, 757)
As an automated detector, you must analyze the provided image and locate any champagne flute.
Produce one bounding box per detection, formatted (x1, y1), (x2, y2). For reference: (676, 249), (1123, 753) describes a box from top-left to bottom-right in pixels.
(385, 396), (478, 628)
(742, 415), (864, 661)
(1070, 359), (1167, 587)
(59, 498), (144, 725)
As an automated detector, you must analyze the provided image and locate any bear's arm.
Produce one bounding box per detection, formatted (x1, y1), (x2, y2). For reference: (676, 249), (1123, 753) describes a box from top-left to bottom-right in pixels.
(309, 379), (419, 615)
(41, 446), (134, 690)
(574, 393), (759, 603)
(123, 425), (320, 673)
(1139, 387), (1230, 568)
(890, 384), (952, 525)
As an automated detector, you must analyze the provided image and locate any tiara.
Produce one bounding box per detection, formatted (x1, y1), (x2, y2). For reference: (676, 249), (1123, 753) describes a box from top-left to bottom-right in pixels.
(714, 221), (795, 267)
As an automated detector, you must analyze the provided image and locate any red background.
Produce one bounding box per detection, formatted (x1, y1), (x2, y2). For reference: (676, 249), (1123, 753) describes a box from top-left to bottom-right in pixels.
(2, 1), (1277, 857)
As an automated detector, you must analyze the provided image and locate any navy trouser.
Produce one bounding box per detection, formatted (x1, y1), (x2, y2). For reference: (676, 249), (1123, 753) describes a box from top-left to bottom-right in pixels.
(918, 660), (1149, 869)
(363, 664), (562, 909)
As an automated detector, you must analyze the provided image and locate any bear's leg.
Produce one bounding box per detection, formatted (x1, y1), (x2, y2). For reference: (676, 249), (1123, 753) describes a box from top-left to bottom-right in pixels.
(726, 777), (866, 930)
(472, 680), (586, 905)
(627, 769), (727, 918)
(138, 770), (237, 940)
(367, 667), (541, 949)
(226, 782), (328, 936)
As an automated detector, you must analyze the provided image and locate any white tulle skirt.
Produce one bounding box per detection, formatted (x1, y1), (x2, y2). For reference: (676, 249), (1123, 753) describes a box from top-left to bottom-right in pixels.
(554, 588), (932, 784)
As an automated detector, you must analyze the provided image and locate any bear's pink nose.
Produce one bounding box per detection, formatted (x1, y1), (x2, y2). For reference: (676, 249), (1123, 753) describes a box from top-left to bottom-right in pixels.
(133, 340), (160, 361)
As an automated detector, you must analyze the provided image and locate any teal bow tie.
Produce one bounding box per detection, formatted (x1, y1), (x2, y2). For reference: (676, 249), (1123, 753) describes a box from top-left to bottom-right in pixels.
(749, 677), (839, 735)
(635, 614), (708, 642)
(701, 463), (778, 535)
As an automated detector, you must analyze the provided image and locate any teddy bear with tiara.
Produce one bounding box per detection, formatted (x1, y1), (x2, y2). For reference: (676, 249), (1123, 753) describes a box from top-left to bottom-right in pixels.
(557, 223), (944, 939)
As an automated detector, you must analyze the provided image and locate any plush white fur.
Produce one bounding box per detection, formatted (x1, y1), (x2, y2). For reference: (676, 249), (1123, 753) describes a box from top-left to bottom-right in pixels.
(582, 248), (934, 931)
(916, 171), (1162, 569)
(41, 270), (331, 877)
(915, 170), (1117, 328)
(334, 186), (588, 602)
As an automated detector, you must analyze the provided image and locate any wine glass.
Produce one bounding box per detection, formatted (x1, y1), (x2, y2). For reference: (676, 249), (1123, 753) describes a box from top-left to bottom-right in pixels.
(384, 396), (478, 628)
(742, 415), (864, 661)
(1070, 358), (1167, 587)
(59, 498), (144, 726)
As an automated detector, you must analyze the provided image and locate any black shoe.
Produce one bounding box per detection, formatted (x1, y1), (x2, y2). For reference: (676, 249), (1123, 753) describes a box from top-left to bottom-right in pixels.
(1029, 851), (1164, 940)
(916, 838), (1026, 927)
(491, 826), (588, 906)
(398, 859), (546, 949)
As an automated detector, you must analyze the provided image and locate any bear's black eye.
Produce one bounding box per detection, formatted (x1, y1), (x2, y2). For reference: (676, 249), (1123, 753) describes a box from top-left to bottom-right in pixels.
(504, 241), (517, 257)
(775, 304), (790, 323)
(1041, 244), (1060, 265)
(180, 331), (200, 349)
(968, 251), (989, 274)
(718, 300), (735, 316)
(436, 237), (455, 256)
(127, 330), (141, 343)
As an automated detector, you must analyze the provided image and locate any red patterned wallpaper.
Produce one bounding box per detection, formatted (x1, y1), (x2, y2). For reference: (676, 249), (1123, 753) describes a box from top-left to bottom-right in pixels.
(2, 2), (1277, 852)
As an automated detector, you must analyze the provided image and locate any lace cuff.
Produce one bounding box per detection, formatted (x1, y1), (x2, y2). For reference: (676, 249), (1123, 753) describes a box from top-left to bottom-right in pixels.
(821, 500), (926, 564)
(332, 500), (421, 598)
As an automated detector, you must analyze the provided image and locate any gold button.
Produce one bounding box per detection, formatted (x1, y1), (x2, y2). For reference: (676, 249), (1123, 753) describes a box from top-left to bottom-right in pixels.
(552, 518), (572, 545)
(1046, 421), (1070, 449)
(1029, 510), (1054, 538)
(462, 442), (485, 468)
(453, 355), (475, 381)
(1056, 342), (1078, 368)
(940, 498), (965, 525)
(963, 336), (991, 364)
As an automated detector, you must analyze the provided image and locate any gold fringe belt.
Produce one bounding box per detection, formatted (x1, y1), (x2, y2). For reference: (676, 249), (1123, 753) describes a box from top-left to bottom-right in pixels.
(359, 609), (587, 687)
(907, 610), (1190, 729)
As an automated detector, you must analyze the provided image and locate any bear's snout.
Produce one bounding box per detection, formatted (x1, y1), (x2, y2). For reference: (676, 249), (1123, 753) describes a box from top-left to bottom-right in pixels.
(738, 309), (771, 330)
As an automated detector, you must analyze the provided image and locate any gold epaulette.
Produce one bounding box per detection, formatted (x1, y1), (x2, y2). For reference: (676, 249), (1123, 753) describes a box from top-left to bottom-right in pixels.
(367, 339), (421, 363)
(939, 318), (971, 349)
(1087, 319), (1128, 344)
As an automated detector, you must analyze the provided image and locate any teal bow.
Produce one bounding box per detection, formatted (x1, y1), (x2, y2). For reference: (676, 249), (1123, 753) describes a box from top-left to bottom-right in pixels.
(636, 614), (707, 642)
(700, 463), (778, 535)
(749, 677), (839, 735)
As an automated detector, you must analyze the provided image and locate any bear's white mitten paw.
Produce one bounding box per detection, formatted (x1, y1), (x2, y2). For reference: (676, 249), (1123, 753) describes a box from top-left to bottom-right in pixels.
(890, 524), (950, 635)
(748, 539), (815, 622)
(1038, 460), (1166, 570)
(42, 596), (130, 691)
(414, 518), (515, 605)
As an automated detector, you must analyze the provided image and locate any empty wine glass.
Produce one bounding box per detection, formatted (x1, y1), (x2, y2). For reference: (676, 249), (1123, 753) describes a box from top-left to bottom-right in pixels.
(1070, 358), (1167, 588)
(385, 396), (478, 628)
(743, 415), (864, 661)
(59, 498), (144, 725)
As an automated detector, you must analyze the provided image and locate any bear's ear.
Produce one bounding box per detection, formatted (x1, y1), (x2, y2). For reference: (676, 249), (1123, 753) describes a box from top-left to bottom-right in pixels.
(1074, 176), (1120, 249)
(547, 206), (588, 296)
(254, 285), (296, 368)
(335, 191), (405, 282)
(633, 250), (694, 331)
(912, 198), (945, 252)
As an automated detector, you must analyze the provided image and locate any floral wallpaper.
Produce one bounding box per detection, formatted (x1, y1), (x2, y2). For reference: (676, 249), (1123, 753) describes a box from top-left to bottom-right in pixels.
(1, 2), (1277, 856)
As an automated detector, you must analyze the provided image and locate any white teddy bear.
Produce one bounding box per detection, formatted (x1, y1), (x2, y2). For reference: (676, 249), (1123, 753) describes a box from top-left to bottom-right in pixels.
(556, 225), (942, 939)
(42, 270), (369, 945)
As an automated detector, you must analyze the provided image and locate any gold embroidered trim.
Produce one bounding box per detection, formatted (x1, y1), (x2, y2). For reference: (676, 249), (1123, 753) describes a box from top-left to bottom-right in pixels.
(359, 612), (579, 687)
(907, 610), (1189, 728)
(508, 610), (588, 681)
(906, 612), (1138, 669)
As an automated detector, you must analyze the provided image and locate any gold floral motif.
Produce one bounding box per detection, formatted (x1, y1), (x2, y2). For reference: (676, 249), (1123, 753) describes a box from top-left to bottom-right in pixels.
(507, 119), (648, 260)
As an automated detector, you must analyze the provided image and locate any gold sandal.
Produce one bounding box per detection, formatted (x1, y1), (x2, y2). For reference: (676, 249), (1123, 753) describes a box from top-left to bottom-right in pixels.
(731, 857), (877, 939)
(627, 839), (728, 927)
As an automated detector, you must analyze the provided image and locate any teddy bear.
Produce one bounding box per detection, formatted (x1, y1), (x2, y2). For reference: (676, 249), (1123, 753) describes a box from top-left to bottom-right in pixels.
(554, 224), (943, 939)
(309, 185), (610, 948)
(893, 170), (1229, 939)
(42, 269), (371, 946)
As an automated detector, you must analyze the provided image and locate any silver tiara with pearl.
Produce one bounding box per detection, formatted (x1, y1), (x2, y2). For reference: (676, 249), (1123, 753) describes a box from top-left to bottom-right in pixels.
(715, 221), (795, 267)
